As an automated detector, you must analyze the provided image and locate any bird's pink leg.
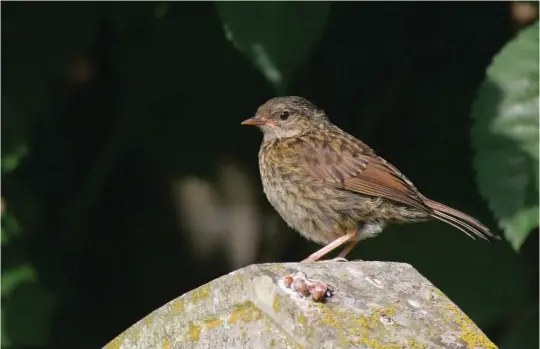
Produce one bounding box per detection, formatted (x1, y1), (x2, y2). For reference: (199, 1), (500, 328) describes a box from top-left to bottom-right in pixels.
(334, 223), (384, 260)
(336, 240), (360, 259)
(301, 230), (357, 262)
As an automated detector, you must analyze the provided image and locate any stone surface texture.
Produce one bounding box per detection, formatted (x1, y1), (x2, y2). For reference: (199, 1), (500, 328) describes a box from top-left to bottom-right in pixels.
(103, 261), (497, 349)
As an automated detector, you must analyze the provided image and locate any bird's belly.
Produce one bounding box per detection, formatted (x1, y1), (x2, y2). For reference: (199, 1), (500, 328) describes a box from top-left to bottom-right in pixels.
(261, 176), (359, 244)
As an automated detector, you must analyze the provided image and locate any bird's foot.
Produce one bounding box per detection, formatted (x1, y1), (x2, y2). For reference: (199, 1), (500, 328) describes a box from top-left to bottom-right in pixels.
(282, 272), (334, 302)
(300, 257), (352, 263)
(332, 256), (364, 262)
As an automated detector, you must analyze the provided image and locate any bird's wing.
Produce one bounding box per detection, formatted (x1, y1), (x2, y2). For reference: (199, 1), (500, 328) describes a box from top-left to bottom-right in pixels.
(293, 131), (432, 213)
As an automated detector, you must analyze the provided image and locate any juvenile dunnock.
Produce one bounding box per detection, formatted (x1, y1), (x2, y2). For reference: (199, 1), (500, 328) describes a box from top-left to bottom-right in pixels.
(242, 96), (499, 263)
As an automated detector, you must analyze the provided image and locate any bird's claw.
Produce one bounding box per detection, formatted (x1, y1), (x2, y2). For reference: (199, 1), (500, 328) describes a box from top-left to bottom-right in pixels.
(282, 272), (334, 302)
(300, 257), (349, 263)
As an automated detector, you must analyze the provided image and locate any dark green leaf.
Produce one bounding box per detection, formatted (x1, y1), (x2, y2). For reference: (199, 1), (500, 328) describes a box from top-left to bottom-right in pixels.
(2, 280), (56, 346)
(0, 213), (22, 246)
(1, 265), (37, 298)
(1, 145), (28, 175)
(216, 2), (330, 93)
(471, 21), (539, 250)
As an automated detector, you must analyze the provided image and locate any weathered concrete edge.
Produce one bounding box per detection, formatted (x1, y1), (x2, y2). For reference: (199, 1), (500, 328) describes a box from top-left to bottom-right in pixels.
(103, 261), (497, 349)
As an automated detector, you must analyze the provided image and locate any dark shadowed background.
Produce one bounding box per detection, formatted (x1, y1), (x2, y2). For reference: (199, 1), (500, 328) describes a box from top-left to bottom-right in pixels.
(1, 2), (538, 349)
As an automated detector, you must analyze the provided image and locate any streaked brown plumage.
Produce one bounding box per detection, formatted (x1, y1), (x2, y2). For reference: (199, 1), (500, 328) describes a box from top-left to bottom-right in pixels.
(242, 96), (500, 262)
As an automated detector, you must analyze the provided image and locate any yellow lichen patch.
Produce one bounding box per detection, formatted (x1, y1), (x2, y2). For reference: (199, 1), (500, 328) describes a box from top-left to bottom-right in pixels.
(264, 318), (272, 333)
(104, 336), (124, 349)
(372, 307), (395, 317)
(336, 332), (351, 348)
(316, 304), (356, 345)
(172, 299), (185, 313)
(190, 284), (211, 302)
(406, 339), (428, 349)
(322, 310), (339, 327)
(444, 304), (497, 349)
(297, 313), (307, 328)
(142, 313), (156, 326)
(460, 331), (497, 349)
(357, 337), (402, 349)
(234, 272), (244, 285)
(188, 321), (201, 342)
(229, 302), (263, 324)
(161, 337), (172, 349)
(273, 295), (281, 313)
(432, 288), (445, 297)
(317, 304), (404, 348)
(354, 307), (396, 333)
(117, 326), (141, 344)
(307, 302), (411, 348)
(264, 263), (287, 274)
(205, 318), (223, 330)
(317, 304), (349, 334)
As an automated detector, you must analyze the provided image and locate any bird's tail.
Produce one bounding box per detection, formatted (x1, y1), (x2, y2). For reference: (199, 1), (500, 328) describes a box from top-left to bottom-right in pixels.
(421, 196), (500, 241)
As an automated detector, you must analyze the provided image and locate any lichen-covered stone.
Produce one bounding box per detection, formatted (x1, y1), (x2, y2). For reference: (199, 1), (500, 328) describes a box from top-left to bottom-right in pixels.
(103, 261), (497, 349)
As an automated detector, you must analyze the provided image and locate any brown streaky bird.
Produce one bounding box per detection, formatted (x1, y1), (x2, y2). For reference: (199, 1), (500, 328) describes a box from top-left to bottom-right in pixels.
(242, 96), (500, 262)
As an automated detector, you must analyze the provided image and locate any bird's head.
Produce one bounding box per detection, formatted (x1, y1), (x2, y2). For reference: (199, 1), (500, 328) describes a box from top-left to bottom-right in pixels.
(241, 96), (328, 141)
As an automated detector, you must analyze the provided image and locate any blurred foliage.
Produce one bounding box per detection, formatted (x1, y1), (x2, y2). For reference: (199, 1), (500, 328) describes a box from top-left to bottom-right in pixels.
(1, 3), (538, 349)
(216, 2), (330, 93)
(471, 21), (539, 251)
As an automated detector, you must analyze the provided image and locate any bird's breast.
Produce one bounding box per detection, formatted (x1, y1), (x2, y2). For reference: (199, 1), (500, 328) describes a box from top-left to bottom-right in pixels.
(257, 142), (358, 243)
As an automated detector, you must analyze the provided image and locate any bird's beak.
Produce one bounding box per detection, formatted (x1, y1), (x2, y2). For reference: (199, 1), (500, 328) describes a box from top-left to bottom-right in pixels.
(241, 116), (270, 126)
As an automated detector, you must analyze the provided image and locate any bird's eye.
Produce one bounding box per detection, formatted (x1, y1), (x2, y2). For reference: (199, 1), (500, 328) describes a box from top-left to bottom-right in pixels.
(280, 110), (290, 120)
